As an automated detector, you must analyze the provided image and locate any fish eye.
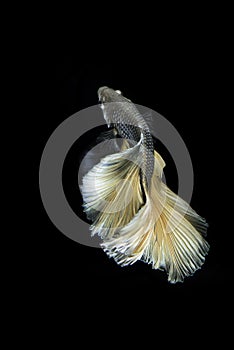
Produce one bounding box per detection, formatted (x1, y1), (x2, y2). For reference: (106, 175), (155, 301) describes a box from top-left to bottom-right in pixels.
(115, 90), (122, 95)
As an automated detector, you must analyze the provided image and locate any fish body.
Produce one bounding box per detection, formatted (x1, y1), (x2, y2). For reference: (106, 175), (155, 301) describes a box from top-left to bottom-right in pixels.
(80, 87), (209, 283)
(98, 87), (154, 189)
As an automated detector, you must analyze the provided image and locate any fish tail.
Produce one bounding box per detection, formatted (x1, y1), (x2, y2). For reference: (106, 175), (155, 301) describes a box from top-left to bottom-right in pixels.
(101, 150), (209, 283)
(80, 139), (145, 239)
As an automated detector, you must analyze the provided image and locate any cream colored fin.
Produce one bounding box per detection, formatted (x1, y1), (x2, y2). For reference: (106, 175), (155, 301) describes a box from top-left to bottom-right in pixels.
(101, 152), (209, 283)
(163, 183), (208, 237)
(101, 193), (154, 266)
(154, 150), (165, 177)
(80, 141), (145, 239)
(149, 181), (209, 283)
(79, 139), (123, 179)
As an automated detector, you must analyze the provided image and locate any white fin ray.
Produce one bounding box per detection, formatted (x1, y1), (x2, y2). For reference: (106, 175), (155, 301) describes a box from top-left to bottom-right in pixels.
(101, 154), (209, 283)
(80, 141), (145, 239)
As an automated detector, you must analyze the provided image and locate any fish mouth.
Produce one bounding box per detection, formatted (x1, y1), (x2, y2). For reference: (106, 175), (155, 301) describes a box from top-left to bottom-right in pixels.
(98, 86), (109, 102)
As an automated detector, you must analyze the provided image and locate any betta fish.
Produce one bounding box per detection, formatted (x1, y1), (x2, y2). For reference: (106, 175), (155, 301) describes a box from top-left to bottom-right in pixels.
(80, 87), (209, 283)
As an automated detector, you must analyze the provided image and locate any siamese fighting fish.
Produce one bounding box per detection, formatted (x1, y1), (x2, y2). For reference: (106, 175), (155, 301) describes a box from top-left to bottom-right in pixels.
(80, 86), (209, 283)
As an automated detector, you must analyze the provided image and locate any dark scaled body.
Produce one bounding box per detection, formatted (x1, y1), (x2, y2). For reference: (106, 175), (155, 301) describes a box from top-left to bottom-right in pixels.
(98, 87), (155, 189)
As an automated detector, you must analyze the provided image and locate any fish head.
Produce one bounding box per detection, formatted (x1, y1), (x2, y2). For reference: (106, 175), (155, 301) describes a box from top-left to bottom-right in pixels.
(98, 86), (132, 126)
(98, 86), (129, 103)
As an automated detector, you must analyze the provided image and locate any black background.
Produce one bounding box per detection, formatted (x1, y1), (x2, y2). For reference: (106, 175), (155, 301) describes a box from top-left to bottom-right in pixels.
(35, 45), (229, 337)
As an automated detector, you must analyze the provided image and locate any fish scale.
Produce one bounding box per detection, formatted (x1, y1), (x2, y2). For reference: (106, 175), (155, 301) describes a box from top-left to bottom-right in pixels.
(100, 93), (155, 189)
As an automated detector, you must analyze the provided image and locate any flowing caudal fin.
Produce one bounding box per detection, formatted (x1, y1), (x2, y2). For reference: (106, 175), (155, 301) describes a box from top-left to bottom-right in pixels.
(79, 135), (133, 181)
(80, 140), (145, 239)
(102, 151), (209, 283)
